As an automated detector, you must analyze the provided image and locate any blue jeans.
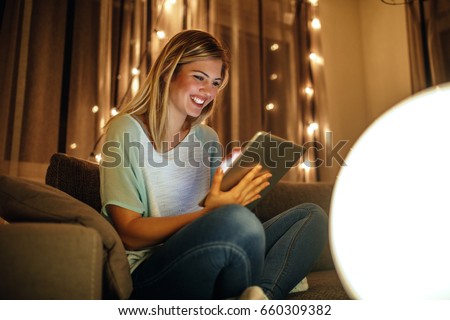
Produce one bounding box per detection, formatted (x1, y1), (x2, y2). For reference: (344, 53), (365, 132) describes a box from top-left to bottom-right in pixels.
(130, 203), (328, 299)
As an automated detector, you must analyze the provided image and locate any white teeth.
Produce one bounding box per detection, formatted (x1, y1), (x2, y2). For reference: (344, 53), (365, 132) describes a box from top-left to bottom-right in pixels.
(191, 96), (205, 105)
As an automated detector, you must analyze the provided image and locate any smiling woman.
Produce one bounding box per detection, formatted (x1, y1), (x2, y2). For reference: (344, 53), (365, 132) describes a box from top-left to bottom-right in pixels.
(168, 59), (223, 128)
(99, 29), (328, 300)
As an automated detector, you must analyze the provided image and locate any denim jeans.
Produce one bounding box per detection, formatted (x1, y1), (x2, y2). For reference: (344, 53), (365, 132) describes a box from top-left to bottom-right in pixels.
(130, 203), (328, 299)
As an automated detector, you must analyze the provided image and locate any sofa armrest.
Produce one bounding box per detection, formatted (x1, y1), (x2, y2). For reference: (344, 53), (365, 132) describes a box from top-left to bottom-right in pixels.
(0, 223), (103, 299)
(254, 181), (335, 271)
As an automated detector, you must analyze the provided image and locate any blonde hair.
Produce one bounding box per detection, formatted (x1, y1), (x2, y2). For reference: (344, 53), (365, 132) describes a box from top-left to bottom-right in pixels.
(116, 29), (230, 151)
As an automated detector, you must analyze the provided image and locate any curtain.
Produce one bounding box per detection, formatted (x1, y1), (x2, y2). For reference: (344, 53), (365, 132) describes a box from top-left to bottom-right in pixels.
(406, 0), (450, 93)
(0, 0), (328, 183)
(206, 0), (327, 182)
(0, 0), (68, 180)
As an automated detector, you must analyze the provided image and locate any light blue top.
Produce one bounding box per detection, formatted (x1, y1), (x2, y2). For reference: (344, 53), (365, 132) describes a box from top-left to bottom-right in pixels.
(99, 114), (222, 271)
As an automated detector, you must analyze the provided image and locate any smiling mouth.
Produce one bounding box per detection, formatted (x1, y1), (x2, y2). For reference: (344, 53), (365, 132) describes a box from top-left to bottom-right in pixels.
(191, 96), (206, 106)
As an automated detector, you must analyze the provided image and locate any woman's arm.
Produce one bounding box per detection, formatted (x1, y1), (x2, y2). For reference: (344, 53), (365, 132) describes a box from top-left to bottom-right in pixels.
(109, 164), (271, 250)
(107, 205), (211, 250)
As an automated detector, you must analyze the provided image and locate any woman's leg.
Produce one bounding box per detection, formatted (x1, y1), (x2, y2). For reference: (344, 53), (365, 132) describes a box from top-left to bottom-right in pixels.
(259, 203), (328, 299)
(130, 204), (265, 299)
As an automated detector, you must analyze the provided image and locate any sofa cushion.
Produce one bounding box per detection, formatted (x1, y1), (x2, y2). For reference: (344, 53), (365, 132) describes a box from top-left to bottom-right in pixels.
(0, 175), (132, 299)
(45, 153), (102, 212)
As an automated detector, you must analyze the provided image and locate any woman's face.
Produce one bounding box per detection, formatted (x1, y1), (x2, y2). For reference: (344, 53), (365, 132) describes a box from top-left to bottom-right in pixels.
(168, 58), (223, 120)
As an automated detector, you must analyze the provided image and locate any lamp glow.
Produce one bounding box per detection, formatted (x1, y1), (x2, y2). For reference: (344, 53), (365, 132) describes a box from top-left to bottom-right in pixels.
(330, 83), (450, 299)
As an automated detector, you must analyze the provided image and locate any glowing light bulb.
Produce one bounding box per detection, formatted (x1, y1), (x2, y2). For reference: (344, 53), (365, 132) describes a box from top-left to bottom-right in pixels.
(309, 0), (319, 6)
(265, 103), (275, 111)
(131, 68), (140, 76)
(111, 108), (119, 117)
(95, 153), (102, 163)
(307, 122), (319, 135)
(305, 86), (314, 96)
(270, 43), (279, 51)
(309, 52), (319, 61)
(156, 30), (166, 39)
(311, 18), (321, 30)
(92, 105), (99, 113)
(270, 73), (278, 80)
(70, 143), (77, 150)
(300, 160), (311, 170)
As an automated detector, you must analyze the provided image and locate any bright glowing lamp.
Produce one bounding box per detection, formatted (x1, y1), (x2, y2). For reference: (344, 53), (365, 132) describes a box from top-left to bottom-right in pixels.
(330, 83), (450, 299)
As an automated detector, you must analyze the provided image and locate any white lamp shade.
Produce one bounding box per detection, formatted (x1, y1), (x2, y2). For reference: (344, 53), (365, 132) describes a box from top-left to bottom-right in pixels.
(330, 83), (450, 299)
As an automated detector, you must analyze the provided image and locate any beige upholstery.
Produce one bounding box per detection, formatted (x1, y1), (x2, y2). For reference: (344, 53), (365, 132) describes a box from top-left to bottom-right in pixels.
(0, 223), (102, 299)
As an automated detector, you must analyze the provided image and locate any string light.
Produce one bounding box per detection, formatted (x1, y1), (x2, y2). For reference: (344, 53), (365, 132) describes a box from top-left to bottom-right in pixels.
(270, 73), (278, 80)
(309, 52), (319, 61)
(95, 153), (102, 163)
(111, 107), (119, 117)
(156, 30), (166, 39)
(131, 67), (140, 76)
(265, 103), (275, 111)
(308, 0), (319, 6)
(300, 160), (311, 170)
(311, 18), (321, 30)
(304, 86), (314, 96)
(270, 43), (280, 51)
(70, 143), (77, 150)
(92, 105), (99, 113)
(307, 122), (319, 135)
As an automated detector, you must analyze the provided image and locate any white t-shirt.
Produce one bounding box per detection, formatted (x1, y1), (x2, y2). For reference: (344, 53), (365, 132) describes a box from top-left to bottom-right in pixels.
(100, 114), (222, 272)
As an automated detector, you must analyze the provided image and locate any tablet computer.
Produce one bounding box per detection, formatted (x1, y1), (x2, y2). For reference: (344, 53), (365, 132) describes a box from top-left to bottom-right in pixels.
(200, 131), (305, 210)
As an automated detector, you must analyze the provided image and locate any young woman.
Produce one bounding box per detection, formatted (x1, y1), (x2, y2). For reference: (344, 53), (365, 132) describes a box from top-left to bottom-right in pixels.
(100, 29), (328, 299)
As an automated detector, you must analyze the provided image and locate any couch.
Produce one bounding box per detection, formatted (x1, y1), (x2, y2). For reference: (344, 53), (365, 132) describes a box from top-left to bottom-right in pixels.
(0, 153), (348, 299)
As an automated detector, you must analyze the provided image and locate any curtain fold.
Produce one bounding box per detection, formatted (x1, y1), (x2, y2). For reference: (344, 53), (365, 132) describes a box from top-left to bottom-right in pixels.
(406, 0), (450, 93)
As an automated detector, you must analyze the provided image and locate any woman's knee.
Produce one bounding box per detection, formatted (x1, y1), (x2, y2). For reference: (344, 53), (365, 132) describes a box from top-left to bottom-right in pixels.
(212, 204), (265, 249)
(300, 203), (329, 243)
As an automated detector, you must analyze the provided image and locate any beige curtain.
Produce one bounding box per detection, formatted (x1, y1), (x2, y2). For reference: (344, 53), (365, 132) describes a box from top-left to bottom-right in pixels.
(0, 0), (68, 180)
(0, 0), (328, 183)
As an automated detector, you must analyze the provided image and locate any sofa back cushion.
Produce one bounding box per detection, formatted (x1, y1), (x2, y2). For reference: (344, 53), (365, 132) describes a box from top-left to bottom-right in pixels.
(0, 174), (132, 299)
(46, 153), (102, 212)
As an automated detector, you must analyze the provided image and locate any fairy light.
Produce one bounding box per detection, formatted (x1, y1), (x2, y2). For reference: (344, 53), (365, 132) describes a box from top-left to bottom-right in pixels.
(307, 122), (319, 135)
(70, 143), (77, 150)
(270, 73), (278, 80)
(305, 86), (314, 96)
(308, 0), (319, 6)
(309, 52), (319, 62)
(95, 153), (102, 163)
(111, 107), (119, 117)
(92, 105), (99, 113)
(300, 160), (311, 171)
(311, 18), (321, 30)
(156, 30), (166, 39)
(131, 67), (140, 76)
(270, 43), (280, 51)
(265, 103), (275, 111)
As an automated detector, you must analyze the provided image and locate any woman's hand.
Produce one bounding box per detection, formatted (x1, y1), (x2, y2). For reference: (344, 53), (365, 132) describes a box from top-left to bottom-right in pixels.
(204, 164), (272, 209)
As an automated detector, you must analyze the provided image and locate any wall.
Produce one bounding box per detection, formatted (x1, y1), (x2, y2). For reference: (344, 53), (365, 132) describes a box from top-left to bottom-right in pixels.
(319, 0), (412, 182)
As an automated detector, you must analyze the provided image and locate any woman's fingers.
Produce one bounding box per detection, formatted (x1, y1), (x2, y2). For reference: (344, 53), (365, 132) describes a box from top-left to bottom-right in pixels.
(233, 165), (271, 201)
(209, 167), (223, 196)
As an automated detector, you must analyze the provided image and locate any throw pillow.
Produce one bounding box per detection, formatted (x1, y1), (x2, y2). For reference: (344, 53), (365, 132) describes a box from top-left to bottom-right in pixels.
(0, 175), (132, 299)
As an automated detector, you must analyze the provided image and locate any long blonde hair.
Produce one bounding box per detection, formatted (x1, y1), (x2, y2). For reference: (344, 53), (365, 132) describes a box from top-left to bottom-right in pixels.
(117, 29), (230, 151)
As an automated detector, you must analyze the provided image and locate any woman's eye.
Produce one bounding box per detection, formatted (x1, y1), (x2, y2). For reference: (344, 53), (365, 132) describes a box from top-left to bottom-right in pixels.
(213, 81), (221, 88)
(194, 75), (204, 81)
